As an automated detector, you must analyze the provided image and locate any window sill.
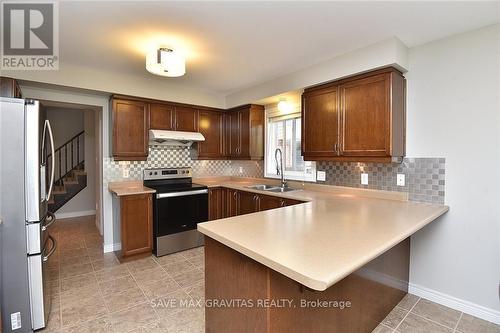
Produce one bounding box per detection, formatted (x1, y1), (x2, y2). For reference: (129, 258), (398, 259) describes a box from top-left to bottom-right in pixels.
(264, 174), (316, 183)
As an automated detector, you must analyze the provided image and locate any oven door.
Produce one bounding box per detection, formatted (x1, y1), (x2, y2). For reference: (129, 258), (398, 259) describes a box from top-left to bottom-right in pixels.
(154, 189), (208, 236)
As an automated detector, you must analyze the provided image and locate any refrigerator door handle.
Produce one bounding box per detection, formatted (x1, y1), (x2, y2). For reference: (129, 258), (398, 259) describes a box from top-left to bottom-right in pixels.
(43, 235), (57, 262)
(42, 211), (56, 231)
(44, 120), (55, 201)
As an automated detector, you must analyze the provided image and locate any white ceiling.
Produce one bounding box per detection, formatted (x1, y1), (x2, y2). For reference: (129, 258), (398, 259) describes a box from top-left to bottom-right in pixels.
(59, 1), (499, 95)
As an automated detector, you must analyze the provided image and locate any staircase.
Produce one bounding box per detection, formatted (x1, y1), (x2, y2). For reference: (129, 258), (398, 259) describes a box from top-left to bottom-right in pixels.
(48, 131), (87, 212)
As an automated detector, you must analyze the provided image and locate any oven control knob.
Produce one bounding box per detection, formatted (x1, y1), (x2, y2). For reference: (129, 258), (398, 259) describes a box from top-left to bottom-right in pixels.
(149, 172), (153, 175)
(154, 172), (158, 175)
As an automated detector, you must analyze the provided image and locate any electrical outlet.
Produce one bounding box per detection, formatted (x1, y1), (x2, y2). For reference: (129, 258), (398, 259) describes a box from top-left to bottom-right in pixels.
(361, 173), (369, 185)
(239, 166), (243, 174)
(122, 168), (129, 178)
(397, 174), (405, 186)
(11, 312), (21, 330)
(316, 171), (326, 181)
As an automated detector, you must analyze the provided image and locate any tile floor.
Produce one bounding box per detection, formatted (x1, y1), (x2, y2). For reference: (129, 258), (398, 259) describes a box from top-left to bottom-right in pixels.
(42, 216), (499, 333)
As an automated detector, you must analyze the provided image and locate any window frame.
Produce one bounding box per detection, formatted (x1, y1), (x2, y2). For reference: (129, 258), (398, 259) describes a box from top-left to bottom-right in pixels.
(264, 104), (316, 182)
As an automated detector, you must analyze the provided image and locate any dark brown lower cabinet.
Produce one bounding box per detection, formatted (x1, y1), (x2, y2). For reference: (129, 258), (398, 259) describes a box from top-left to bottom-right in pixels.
(211, 188), (305, 220)
(225, 188), (239, 217)
(205, 237), (410, 333)
(208, 187), (224, 221)
(237, 191), (260, 215)
(120, 194), (153, 257)
(258, 194), (284, 211)
(283, 198), (304, 206)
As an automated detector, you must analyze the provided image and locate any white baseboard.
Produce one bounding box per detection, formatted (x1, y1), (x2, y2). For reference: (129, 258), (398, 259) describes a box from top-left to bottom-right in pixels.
(409, 283), (500, 325)
(103, 243), (121, 253)
(55, 210), (96, 219)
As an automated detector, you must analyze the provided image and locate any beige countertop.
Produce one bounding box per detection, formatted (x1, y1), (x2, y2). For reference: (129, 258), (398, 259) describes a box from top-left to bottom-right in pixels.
(196, 177), (449, 291)
(108, 181), (156, 196)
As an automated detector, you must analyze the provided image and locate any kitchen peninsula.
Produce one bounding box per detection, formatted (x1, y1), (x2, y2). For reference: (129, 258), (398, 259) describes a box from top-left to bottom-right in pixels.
(196, 178), (449, 332)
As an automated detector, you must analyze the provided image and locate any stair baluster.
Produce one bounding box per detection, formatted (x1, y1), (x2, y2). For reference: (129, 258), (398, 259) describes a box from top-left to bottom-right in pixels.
(47, 131), (86, 212)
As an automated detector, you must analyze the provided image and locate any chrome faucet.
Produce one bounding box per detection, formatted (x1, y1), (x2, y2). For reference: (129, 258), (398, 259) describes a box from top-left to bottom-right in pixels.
(274, 148), (287, 189)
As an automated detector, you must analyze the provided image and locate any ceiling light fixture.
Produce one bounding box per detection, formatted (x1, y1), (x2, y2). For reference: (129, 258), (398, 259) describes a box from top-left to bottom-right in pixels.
(277, 98), (293, 113)
(146, 47), (185, 77)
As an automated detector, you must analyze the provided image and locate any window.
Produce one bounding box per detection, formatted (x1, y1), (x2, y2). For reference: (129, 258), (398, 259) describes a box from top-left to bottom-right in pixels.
(265, 112), (316, 182)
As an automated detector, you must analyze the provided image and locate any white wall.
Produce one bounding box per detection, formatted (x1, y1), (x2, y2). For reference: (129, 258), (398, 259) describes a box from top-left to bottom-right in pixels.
(55, 110), (97, 217)
(406, 24), (500, 320)
(46, 108), (84, 148)
(5, 62), (226, 108)
(46, 107), (96, 217)
(225, 37), (409, 107)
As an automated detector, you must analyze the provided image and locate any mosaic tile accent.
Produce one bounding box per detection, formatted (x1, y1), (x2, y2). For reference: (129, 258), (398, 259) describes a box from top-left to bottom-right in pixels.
(103, 146), (264, 185)
(316, 158), (445, 204)
(103, 147), (443, 204)
(230, 160), (264, 178)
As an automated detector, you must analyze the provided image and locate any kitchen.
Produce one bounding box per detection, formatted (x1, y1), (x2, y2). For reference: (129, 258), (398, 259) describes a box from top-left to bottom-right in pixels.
(0, 2), (499, 333)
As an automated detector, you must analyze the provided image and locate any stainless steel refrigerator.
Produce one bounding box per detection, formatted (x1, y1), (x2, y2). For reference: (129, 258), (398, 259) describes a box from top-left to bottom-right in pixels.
(1, 97), (57, 332)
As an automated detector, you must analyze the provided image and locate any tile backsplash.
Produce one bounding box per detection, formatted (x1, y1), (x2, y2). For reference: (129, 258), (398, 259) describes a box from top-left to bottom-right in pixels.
(104, 146), (263, 184)
(316, 158), (446, 204)
(104, 147), (444, 204)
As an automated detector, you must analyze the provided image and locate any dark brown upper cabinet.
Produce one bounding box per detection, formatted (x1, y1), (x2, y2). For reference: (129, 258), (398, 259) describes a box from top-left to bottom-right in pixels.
(198, 110), (225, 159)
(0, 77), (22, 98)
(302, 86), (340, 158)
(150, 103), (174, 130)
(111, 95), (264, 161)
(150, 103), (197, 132)
(302, 67), (405, 162)
(226, 104), (264, 160)
(112, 98), (149, 161)
(174, 106), (198, 132)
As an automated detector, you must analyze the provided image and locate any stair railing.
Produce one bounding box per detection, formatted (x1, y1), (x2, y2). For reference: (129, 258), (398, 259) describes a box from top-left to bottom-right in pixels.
(47, 131), (85, 186)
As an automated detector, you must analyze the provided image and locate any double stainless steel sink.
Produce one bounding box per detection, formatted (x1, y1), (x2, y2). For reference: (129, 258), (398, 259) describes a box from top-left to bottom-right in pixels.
(245, 184), (297, 193)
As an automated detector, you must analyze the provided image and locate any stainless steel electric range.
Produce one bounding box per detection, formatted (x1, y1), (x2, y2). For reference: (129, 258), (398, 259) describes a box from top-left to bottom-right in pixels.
(143, 167), (208, 256)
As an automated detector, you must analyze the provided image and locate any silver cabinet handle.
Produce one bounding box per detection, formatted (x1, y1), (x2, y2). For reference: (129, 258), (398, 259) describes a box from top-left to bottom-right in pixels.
(43, 235), (57, 262)
(42, 211), (57, 231)
(156, 189), (208, 199)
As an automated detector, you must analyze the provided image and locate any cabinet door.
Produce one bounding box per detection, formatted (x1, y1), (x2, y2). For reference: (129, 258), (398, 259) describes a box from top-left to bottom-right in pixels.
(198, 110), (224, 159)
(227, 111), (240, 157)
(283, 198), (303, 206)
(340, 73), (390, 156)
(0, 77), (22, 98)
(238, 109), (250, 158)
(302, 87), (339, 157)
(225, 188), (239, 217)
(120, 194), (152, 257)
(112, 99), (149, 160)
(175, 106), (198, 132)
(208, 187), (223, 221)
(237, 191), (259, 215)
(150, 103), (174, 130)
(258, 194), (282, 211)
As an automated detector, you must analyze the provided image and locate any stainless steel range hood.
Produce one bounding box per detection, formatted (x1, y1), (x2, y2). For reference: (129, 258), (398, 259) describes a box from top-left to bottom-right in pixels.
(149, 129), (205, 147)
